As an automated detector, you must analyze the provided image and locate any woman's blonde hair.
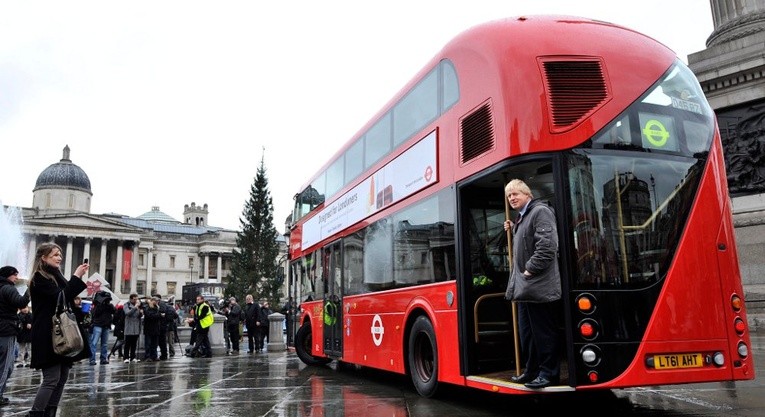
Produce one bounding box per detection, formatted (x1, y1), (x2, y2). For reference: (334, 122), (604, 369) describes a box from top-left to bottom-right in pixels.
(29, 242), (62, 285)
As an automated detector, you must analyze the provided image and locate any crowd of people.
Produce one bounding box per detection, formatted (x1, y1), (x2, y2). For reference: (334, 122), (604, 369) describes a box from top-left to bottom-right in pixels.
(0, 243), (294, 415)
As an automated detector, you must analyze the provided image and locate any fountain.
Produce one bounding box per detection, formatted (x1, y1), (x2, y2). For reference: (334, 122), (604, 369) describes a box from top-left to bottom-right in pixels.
(0, 203), (28, 278)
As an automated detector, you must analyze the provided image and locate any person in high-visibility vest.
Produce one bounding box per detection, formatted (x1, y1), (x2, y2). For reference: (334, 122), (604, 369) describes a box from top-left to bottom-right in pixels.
(188, 295), (213, 358)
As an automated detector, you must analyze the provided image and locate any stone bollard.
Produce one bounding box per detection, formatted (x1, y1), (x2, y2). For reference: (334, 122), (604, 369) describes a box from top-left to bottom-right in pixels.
(267, 312), (286, 352)
(208, 313), (227, 355)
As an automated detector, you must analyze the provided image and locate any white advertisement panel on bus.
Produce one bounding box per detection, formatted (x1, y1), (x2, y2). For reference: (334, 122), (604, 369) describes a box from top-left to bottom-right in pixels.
(301, 131), (438, 249)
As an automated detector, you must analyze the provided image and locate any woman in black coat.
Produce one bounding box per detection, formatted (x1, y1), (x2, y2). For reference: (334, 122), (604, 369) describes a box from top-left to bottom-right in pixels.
(28, 242), (90, 416)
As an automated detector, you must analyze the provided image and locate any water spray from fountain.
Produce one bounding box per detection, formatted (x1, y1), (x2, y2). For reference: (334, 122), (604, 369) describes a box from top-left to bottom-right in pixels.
(0, 203), (29, 281)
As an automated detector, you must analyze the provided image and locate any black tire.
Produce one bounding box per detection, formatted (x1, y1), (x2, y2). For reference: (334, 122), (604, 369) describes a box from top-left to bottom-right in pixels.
(295, 323), (332, 366)
(408, 315), (439, 398)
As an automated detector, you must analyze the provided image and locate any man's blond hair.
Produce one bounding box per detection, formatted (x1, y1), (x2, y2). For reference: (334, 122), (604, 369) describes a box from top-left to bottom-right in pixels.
(505, 179), (533, 197)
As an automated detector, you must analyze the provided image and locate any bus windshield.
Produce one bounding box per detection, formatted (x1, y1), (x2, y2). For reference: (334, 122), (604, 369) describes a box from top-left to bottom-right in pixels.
(567, 62), (715, 289)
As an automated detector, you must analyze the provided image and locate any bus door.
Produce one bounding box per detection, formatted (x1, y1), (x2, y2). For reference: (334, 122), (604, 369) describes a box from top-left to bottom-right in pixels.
(322, 240), (343, 356)
(458, 159), (562, 376)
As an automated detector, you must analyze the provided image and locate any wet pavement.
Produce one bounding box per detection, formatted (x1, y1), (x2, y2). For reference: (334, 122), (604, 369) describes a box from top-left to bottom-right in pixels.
(2, 334), (765, 417)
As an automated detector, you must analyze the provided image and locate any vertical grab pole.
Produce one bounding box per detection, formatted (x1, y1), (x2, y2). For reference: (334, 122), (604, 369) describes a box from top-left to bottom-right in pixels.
(504, 177), (522, 375)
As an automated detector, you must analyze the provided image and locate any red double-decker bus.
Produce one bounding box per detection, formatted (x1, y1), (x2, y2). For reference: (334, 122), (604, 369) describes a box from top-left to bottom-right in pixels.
(287, 15), (755, 397)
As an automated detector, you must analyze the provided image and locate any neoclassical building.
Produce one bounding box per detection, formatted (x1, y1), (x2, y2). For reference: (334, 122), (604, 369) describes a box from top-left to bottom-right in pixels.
(12, 145), (284, 303)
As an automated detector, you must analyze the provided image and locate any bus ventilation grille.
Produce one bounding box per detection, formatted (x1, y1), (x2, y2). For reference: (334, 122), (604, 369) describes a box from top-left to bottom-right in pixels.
(542, 59), (609, 132)
(460, 101), (495, 164)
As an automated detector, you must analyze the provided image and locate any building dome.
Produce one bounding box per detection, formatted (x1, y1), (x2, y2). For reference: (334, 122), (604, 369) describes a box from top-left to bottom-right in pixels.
(138, 206), (181, 224)
(34, 145), (92, 194)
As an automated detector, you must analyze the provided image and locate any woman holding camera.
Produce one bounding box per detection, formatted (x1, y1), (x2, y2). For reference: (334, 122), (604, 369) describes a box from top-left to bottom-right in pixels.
(28, 242), (90, 416)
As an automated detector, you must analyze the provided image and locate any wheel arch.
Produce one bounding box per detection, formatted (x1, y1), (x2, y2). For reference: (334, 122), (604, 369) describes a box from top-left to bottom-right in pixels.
(403, 298), (438, 377)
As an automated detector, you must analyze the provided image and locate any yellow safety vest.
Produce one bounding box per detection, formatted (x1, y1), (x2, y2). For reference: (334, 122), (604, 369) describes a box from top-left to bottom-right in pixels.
(196, 304), (213, 329)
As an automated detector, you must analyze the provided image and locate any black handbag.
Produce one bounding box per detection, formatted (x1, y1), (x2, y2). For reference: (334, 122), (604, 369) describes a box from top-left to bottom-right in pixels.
(52, 291), (85, 357)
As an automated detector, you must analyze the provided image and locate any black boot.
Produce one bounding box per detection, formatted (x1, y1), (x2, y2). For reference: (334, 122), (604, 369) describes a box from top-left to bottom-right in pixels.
(45, 406), (57, 416)
(27, 410), (45, 416)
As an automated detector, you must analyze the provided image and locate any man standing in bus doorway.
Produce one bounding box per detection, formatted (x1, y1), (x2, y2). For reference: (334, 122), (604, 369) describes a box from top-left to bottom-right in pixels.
(503, 179), (561, 389)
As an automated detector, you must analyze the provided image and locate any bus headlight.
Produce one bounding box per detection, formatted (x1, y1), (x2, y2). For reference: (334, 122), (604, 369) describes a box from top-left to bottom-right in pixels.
(713, 352), (725, 366)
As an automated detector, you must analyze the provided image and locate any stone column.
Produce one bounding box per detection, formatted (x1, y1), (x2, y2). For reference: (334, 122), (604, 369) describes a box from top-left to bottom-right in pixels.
(83, 238), (91, 278)
(64, 236), (74, 278)
(99, 239), (107, 277)
(709, 0), (765, 47)
(27, 237), (36, 273)
(204, 254), (210, 283)
(146, 248), (153, 296)
(116, 241), (123, 294)
(217, 255), (222, 280)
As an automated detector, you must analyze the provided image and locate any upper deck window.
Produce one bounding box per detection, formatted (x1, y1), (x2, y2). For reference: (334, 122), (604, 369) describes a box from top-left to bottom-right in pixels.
(293, 59), (460, 223)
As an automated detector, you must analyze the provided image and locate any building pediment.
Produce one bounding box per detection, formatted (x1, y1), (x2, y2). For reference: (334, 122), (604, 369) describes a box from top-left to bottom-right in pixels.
(22, 212), (144, 236)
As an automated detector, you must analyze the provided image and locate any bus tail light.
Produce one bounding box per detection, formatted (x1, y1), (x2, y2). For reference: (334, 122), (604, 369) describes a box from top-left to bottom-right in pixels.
(587, 371), (599, 383)
(731, 294), (742, 312)
(713, 352), (725, 366)
(734, 317), (746, 335)
(578, 319), (599, 340)
(576, 293), (595, 313)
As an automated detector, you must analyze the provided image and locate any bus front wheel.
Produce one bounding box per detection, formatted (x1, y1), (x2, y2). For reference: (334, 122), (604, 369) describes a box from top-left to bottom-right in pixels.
(295, 323), (331, 366)
(408, 315), (439, 397)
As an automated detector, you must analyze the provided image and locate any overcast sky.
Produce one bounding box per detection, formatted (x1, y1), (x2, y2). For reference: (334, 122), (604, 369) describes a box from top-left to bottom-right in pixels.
(0, 1), (715, 233)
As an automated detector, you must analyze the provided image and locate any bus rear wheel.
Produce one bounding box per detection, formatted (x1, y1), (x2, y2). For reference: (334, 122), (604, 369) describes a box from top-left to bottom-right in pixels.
(408, 315), (439, 397)
(295, 323), (331, 366)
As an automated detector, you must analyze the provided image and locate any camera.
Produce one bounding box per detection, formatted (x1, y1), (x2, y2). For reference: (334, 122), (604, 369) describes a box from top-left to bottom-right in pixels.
(93, 290), (112, 304)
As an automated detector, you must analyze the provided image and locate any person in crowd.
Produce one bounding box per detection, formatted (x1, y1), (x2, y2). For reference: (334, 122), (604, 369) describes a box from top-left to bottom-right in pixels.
(281, 297), (295, 347)
(160, 297), (179, 358)
(89, 291), (115, 365)
(222, 302), (230, 354)
(243, 294), (260, 354)
(503, 179), (562, 389)
(16, 305), (32, 368)
(257, 301), (272, 352)
(28, 243), (90, 416)
(0, 266), (30, 407)
(186, 295), (213, 358)
(184, 304), (197, 356)
(142, 297), (161, 361)
(152, 295), (171, 360)
(122, 294), (142, 363)
(109, 303), (125, 361)
(225, 297), (243, 354)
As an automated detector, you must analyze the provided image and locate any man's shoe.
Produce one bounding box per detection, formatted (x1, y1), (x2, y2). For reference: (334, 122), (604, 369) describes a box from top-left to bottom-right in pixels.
(0, 397), (9, 406)
(89, 361), (96, 366)
(510, 373), (534, 384)
(524, 376), (552, 389)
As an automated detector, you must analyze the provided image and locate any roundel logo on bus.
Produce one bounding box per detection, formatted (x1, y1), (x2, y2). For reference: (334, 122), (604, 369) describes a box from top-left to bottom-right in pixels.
(371, 314), (385, 346)
(424, 165), (433, 182)
(642, 119), (670, 147)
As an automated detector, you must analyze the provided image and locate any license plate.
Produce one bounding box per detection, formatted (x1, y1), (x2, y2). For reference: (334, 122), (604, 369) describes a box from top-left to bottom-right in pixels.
(653, 353), (704, 369)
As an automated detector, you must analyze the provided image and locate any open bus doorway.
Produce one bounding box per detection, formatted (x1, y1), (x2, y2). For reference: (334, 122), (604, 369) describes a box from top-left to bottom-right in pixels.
(457, 158), (567, 382)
